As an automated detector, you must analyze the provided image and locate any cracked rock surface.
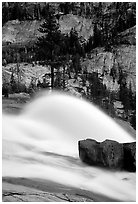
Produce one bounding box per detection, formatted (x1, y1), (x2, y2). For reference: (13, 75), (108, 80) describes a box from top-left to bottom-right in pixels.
(3, 177), (120, 202)
(2, 180), (93, 202)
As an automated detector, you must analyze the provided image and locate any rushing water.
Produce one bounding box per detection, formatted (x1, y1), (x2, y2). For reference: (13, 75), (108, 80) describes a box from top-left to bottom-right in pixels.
(2, 91), (136, 201)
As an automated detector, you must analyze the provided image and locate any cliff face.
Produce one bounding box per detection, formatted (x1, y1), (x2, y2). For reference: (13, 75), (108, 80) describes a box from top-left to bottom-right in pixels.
(81, 44), (136, 93)
(2, 20), (42, 45)
(2, 2), (136, 46)
(2, 15), (136, 93)
(2, 14), (93, 46)
(59, 14), (93, 41)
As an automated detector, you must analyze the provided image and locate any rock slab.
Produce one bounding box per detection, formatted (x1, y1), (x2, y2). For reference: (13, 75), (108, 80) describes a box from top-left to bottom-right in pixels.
(78, 139), (136, 172)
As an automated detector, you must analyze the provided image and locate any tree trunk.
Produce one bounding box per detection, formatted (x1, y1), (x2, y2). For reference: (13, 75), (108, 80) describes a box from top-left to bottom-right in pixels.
(51, 66), (54, 89)
(63, 65), (65, 89)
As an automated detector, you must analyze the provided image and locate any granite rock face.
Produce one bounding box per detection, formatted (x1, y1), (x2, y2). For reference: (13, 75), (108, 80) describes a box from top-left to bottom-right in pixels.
(78, 139), (136, 172)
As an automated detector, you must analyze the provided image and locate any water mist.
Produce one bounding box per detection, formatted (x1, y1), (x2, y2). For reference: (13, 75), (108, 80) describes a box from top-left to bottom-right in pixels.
(2, 91), (136, 201)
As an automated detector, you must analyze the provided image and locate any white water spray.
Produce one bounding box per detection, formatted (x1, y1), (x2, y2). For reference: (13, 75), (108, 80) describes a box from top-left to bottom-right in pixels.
(2, 92), (136, 201)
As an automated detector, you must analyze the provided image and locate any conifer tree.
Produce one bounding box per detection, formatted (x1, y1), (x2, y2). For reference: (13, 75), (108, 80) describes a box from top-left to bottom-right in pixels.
(36, 4), (63, 89)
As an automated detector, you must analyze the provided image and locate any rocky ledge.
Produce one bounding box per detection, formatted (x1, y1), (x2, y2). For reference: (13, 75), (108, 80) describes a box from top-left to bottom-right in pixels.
(2, 179), (94, 202)
(78, 139), (136, 172)
(3, 189), (93, 202)
(3, 177), (120, 202)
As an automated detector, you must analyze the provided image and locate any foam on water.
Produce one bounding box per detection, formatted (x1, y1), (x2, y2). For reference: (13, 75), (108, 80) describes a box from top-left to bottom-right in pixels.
(2, 91), (136, 201)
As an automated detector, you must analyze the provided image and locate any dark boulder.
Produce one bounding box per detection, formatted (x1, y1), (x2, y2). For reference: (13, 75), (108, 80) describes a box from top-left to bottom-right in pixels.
(78, 139), (136, 172)
(78, 139), (102, 166)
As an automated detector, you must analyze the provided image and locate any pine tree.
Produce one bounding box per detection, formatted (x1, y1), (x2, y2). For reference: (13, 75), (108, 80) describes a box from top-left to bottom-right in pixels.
(93, 23), (102, 48)
(2, 3), (10, 25)
(36, 4), (63, 89)
(69, 28), (80, 54)
(72, 53), (81, 77)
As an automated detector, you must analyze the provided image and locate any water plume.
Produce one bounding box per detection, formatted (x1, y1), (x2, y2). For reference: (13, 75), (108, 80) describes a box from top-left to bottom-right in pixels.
(2, 91), (136, 201)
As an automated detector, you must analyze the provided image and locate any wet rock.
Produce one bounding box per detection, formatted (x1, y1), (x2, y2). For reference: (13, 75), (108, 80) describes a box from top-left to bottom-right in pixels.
(101, 140), (124, 169)
(78, 139), (136, 172)
(78, 139), (102, 166)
